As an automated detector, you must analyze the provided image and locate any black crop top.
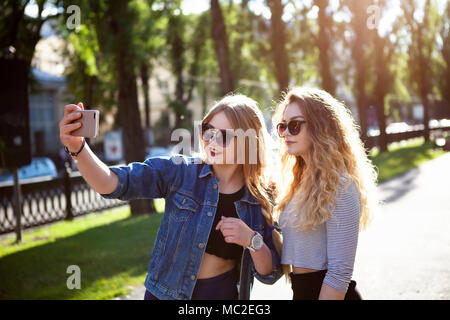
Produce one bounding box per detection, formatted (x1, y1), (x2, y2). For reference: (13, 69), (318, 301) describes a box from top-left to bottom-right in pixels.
(205, 186), (245, 260)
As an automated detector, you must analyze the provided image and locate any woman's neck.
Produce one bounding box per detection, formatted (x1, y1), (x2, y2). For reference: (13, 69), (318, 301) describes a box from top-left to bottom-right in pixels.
(212, 163), (245, 193)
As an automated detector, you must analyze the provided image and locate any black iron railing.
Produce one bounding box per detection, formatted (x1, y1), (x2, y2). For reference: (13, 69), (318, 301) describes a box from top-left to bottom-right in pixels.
(0, 168), (127, 235)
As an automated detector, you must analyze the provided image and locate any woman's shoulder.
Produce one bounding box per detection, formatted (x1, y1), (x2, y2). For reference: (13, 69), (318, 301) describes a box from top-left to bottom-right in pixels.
(335, 173), (360, 208)
(338, 173), (358, 192)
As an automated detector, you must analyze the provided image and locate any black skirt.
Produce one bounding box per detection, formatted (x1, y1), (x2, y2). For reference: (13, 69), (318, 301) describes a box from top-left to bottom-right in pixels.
(290, 270), (362, 300)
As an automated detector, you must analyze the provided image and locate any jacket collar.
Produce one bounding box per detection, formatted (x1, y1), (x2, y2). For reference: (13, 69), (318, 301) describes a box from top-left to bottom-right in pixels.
(198, 163), (214, 178)
(198, 163), (259, 205)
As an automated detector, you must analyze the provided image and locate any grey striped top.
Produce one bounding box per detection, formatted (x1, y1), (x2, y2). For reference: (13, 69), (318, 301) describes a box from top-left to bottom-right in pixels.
(279, 176), (361, 292)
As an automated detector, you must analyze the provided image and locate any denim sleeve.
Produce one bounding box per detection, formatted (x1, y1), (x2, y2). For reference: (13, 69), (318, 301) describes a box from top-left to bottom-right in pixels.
(99, 156), (178, 200)
(251, 220), (283, 285)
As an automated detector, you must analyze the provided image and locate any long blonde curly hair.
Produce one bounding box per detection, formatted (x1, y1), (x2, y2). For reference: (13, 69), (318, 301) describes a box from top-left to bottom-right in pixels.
(273, 87), (378, 233)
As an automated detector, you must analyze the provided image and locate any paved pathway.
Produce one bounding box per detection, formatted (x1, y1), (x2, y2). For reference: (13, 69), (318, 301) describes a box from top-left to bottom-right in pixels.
(117, 153), (450, 300)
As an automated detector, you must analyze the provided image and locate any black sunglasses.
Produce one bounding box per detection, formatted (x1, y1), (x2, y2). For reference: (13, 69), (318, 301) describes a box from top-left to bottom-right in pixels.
(201, 123), (237, 147)
(276, 120), (306, 137)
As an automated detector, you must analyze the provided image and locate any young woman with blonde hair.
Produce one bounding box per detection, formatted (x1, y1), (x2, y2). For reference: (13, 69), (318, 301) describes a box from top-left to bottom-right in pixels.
(59, 95), (281, 300)
(273, 87), (378, 300)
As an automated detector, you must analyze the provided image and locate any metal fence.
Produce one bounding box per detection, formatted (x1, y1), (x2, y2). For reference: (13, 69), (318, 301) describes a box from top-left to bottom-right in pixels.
(0, 168), (127, 235)
(365, 126), (450, 149)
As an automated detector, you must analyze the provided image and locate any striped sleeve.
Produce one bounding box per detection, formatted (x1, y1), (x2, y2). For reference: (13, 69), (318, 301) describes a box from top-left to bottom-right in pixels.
(323, 180), (361, 293)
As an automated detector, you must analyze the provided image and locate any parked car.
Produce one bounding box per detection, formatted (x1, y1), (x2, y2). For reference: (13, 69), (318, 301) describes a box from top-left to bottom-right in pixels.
(386, 122), (411, 134)
(439, 119), (450, 127)
(367, 125), (380, 137)
(429, 119), (440, 129)
(0, 157), (58, 184)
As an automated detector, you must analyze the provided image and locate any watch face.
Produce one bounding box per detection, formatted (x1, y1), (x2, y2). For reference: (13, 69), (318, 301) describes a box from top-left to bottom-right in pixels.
(252, 233), (264, 250)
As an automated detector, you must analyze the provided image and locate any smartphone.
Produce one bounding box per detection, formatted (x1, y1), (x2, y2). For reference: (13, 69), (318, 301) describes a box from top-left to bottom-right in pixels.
(71, 110), (100, 138)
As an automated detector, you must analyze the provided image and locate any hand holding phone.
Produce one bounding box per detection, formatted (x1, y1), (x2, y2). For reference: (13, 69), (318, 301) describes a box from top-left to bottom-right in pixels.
(59, 103), (99, 154)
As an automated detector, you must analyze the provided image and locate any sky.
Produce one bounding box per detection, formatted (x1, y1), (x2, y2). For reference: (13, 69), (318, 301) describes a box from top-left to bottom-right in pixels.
(25, 0), (446, 37)
(170, 0), (445, 37)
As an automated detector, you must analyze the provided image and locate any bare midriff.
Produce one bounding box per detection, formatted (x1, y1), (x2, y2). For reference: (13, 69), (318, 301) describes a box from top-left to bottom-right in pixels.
(292, 266), (320, 274)
(198, 252), (237, 279)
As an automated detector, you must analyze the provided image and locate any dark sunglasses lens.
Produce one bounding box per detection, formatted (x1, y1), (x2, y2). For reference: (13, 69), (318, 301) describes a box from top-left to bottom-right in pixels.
(201, 125), (232, 147)
(216, 130), (233, 147)
(201, 124), (213, 141)
(288, 121), (301, 135)
(277, 123), (287, 136)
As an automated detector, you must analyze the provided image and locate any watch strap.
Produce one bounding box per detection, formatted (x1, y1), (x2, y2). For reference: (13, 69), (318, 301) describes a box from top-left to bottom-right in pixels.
(247, 231), (262, 252)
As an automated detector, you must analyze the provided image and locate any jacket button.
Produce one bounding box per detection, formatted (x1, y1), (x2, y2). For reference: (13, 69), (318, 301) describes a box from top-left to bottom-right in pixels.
(190, 275), (196, 281)
(198, 243), (205, 249)
(207, 212), (213, 217)
(213, 184), (218, 190)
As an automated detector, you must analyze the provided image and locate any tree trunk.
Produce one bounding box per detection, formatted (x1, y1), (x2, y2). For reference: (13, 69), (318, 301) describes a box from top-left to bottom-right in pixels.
(401, 0), (432, 143)
(140, 63), (151, 130)
(417, 22), (431, 142)
(267, 0), (290, 96)
(113, 0), (154, 215)
(210, 0), (234, 95)
(349, 0), (370, 146)
(375, 97), (388, 152)
(353, 37), (369, 146)
(374, 33), (388, 152)
(316, 0), (336, 95)
(167, 14), (188, 130)
(420, 94), (431, 142)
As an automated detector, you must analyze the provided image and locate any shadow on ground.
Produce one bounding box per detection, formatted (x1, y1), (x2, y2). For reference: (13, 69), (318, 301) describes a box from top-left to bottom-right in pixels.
(0, 213), (162, 299)
(378, 167), (421, 204)
(372, 141), (444, 203)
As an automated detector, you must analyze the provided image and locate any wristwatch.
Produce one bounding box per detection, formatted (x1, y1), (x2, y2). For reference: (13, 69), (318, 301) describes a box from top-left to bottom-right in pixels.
(247, 231), (263, 252)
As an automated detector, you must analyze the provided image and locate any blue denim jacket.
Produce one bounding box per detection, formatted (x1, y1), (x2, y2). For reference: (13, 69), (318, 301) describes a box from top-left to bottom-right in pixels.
(100, 155), (282, 300)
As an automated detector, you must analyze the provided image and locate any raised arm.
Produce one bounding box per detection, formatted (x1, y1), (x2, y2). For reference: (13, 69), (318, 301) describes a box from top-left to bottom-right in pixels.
(59, 103), (177, 200)
(59, 103), (118, 195)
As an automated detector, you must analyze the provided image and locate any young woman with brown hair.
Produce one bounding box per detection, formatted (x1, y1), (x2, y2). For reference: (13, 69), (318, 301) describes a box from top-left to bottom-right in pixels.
(59, 95), (281, 300)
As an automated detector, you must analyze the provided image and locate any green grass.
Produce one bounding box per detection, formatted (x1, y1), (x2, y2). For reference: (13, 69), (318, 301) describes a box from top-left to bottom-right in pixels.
(370, 138), (448, 183)
(0, 199), (165, 300)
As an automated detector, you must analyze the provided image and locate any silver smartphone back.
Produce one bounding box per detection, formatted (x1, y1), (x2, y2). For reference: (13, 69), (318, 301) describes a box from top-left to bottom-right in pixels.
(71, 110), (100, 138)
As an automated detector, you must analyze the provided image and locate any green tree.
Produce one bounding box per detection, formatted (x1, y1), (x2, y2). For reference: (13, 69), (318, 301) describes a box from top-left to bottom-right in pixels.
(371, 0), (402, 152)
(401, 0), (440, 142)
(266, 0), (290, 96)
(438, 2), (450, 106)
(343, 0), (373, 145)
(132, 0), (166, 131)
(210, 0), (234, 95)
(0, 0), (63, 72)
(284, 1), (328, 95)
(314, 0), (336, 95)
(163, 3), (211, 131)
